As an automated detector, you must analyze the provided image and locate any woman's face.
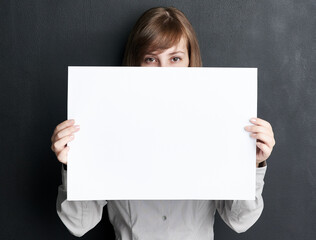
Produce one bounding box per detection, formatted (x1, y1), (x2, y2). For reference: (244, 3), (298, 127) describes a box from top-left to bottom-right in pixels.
(140, 37), (189, 67)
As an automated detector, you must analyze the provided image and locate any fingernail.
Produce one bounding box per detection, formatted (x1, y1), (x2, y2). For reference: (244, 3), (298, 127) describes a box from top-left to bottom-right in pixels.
(74, 125), (80, 129)
(250, 118), (256, 122)
(244, 126), (250, 130)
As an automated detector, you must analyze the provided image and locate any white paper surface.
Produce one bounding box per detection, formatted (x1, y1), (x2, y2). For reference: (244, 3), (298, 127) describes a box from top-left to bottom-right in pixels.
(67, 67), (257, 200)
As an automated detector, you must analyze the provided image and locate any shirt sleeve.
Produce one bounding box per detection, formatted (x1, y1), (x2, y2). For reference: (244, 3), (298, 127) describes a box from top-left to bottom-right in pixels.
(214, 166), (267, 233)
(56, 165), (107, 237)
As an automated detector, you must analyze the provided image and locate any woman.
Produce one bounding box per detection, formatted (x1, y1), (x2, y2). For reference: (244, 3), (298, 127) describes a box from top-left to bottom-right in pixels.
(52, 7), (275, 239)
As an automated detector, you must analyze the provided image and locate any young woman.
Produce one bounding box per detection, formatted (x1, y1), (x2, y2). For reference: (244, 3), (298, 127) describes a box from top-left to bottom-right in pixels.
(52, 7), (275, 239)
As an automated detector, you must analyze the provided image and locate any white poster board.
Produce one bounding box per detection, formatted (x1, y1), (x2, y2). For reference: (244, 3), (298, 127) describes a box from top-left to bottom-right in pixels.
(67, 67), (257, 200)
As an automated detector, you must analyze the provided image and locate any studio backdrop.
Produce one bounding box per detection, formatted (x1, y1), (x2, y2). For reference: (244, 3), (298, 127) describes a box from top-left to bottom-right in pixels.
(1, 0), (315, 239)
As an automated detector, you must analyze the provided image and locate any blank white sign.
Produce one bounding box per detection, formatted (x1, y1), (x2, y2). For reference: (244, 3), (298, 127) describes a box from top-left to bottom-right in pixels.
(67, 67), (257, 200)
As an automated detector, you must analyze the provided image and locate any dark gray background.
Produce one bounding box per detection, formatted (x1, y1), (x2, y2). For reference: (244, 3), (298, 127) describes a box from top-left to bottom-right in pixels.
(1, 0), (315, 239)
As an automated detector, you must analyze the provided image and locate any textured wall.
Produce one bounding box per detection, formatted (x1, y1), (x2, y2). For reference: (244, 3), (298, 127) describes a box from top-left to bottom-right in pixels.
(1, 0), (315, 239)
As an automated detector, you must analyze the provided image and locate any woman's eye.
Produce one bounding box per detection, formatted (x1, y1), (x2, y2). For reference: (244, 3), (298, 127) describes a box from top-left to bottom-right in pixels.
(145, 57), (156, 63)
(171, 57), (181, 62)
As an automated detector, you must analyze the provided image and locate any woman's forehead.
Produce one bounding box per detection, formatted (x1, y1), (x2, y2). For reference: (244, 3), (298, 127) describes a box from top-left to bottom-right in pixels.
(147, 37), (188, 55)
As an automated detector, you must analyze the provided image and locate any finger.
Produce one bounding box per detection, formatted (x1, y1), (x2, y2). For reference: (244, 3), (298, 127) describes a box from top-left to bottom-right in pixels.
(51, 135), (74, 153)
(54, 125), (80, 142)
(250, 133), (276, 149)
(249, 117), (273, 130)
(52, 119), (75, 141)
(256, 141), (271, 159)
(56, 146), (70, 164)
(244, 125), (273, 137)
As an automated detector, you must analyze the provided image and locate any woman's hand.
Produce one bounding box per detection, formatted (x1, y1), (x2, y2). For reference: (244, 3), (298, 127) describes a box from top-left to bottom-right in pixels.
(51, 119), (80, 164)
(244, 117), (275, 167)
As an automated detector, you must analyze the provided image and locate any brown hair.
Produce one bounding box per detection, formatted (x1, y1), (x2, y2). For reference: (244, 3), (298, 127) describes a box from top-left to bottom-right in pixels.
(122, 7), (202, 67)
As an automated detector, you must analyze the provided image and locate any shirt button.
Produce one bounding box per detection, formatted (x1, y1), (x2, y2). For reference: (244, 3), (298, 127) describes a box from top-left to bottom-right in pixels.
(162, 216), (167, 221)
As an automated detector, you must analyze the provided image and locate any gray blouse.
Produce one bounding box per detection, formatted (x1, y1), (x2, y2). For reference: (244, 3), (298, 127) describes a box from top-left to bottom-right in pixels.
(57, 166), (267, 239)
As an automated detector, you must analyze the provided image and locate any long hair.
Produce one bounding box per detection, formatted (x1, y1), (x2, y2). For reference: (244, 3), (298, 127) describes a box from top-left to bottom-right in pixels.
(123, 7), (202, 67)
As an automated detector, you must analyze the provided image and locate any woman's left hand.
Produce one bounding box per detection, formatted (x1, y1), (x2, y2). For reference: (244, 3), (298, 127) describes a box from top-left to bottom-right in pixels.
(244, 117), (276, 167)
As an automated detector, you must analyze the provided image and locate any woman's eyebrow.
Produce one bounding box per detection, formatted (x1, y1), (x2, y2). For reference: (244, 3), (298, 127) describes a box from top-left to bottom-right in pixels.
(144, 51), (185, 56)
(144, 53), (157, 56)
(168, 51), (185, 55)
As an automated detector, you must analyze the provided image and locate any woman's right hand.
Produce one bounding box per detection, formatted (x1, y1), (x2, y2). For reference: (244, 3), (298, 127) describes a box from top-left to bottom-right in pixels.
(51, 119), (80, 164)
